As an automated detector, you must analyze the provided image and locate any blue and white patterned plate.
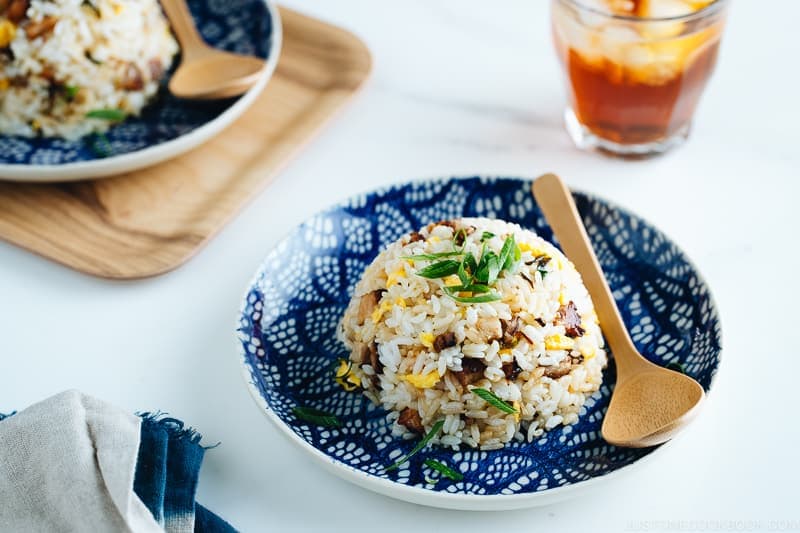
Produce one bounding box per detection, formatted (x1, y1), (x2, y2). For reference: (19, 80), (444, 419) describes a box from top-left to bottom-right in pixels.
(236, 176), (721, 510)
(0, 0), (281, 183)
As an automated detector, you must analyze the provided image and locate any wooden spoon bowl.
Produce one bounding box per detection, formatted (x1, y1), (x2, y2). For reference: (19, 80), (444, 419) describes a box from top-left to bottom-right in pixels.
(532, 173), (705, 448)
(161, 0), (266, 100)
(168, 52), (266, 100)
(603, 362), (704, 447)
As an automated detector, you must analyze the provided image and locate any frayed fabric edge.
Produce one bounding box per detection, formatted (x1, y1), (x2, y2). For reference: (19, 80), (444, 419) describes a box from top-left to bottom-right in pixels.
(136, 412), (220, 449)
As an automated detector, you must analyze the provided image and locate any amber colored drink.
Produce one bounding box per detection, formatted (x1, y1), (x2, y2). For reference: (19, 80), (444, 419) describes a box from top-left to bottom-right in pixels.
(551, 0), (729, 156)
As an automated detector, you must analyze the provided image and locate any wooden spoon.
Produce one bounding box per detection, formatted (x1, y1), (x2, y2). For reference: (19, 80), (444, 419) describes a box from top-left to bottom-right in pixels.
(161, 0), (266, 100)
(532, 173), (704, 448)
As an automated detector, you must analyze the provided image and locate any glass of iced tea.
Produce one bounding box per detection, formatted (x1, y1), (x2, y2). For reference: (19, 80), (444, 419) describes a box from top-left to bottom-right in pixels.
(551, 0), (729, 157)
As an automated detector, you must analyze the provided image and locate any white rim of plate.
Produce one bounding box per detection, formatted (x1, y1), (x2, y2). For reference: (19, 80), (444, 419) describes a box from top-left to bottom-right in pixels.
(0, 0), (283, 183)
(237, 349), (680, 511)
(232, 175), (722, 510)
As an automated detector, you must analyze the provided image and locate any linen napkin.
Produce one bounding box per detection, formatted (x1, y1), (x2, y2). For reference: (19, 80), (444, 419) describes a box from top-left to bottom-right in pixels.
(0, 390), (235, 532)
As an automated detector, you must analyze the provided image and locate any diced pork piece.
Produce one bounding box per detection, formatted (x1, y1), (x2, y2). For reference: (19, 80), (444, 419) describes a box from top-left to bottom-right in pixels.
(502, 361), (522, 381)
(543, 359), (573, 379)
(365, 342), (381, 374)
(433, 331), (457, 352)
(500, 316), (523, 347)
(398, 407), (424, 434)
(25, 16), (57, 39)
(119, 62), (144, 91)
(557, 301), (585, 338)
(7, 0), (28, 23)
(430, 220), (456, 231)
(542, 353), (585, 379)
(357, 290), (383, 324)
(405, 231), (424, 244)
(453, 357), (485, 387)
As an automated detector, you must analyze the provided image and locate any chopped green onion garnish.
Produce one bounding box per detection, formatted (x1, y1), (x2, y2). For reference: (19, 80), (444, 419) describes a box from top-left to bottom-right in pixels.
(416, 260), (460, 279)
(424, 458), (464, 481)
(538, 268), (548, 279)
(486, 254), (501, 285)
(385, 420), (444, 472)
(446, 293), (502, 304)
(87, 132), (112, 158)
(444, 284), (492, 294)
(402, 251), (462, 261)
(499, 235), (518, 271)
(457, 255), (471, 286)
(64, 85), (80, 100)
(405, 228), (522, 305)
(292, 406), (342, 428)
(86, 108), (126, 121)
(665, 362), (686, 374)
(471, 388), (518, 414)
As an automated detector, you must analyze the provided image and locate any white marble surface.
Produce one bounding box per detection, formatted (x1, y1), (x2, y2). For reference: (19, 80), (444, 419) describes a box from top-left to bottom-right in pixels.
(1, 1), (797, 531)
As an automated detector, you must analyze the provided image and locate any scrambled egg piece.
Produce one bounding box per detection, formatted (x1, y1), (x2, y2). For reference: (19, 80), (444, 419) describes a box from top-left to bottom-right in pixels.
(401, 371), (440, 389)
(371, 299), (392, 323)
(334, 359), (361, 391)
(444, 275), (461, 287)
(386, 267), (406, 288)
(545, 334), (575, 351)
(371, 297), (406, 323)
(518, 242), (547, 256)
(419, 332), (435, 349)
(0, 20), (16, 48)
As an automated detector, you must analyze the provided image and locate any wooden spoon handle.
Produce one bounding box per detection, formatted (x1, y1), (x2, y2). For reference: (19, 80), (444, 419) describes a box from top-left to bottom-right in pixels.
(532, 174), (640, 369)
(160, 0), (207, 58)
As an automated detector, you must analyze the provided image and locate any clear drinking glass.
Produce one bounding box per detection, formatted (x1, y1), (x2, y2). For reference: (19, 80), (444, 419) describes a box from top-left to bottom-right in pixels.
(551, 0), (729, 157)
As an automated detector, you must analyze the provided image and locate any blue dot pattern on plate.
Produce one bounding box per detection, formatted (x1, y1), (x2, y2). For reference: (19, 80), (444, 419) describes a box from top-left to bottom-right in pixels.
(236, 177), (722, 496)
(0, 0), (274, 165)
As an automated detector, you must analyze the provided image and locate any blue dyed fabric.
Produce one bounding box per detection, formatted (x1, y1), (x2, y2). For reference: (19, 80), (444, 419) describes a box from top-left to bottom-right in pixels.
(0, 409), (235, 532)
(134, 415), (236, 533)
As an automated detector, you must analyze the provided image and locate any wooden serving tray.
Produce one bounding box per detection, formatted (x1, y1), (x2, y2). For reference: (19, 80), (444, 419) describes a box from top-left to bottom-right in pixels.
(0, 7), (371, 279)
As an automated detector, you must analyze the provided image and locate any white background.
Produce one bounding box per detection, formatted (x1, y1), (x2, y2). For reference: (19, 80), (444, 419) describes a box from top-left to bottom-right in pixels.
(1, 1), (797, 531)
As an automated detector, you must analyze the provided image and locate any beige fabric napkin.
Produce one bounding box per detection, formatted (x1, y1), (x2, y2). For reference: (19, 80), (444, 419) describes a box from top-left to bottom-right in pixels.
(0, 390), (162, 532)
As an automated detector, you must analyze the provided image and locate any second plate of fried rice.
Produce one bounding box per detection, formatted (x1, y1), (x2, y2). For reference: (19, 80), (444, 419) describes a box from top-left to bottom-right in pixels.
(0, 0), (282, 182)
